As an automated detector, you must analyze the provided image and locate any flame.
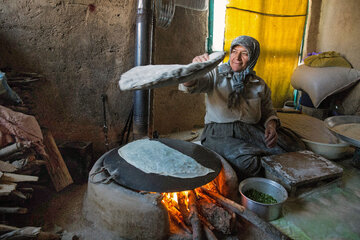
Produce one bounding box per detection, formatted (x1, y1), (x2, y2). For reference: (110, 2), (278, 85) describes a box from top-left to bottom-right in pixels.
(161, 190), (191, 211)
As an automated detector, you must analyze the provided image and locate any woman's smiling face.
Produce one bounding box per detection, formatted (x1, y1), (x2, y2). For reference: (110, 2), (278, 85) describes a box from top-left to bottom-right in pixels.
(230, 45), (249, 72)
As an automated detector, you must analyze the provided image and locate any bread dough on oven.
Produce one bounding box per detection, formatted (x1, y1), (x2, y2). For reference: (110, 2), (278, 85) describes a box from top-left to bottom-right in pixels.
(118, 139), (214, 178)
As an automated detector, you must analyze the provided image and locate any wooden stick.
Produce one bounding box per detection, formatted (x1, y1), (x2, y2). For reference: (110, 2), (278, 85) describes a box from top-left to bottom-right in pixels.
(178, 192), (190, 225)
(200, 187), (291, 240)
(0, 172), (38, 182)
(0, 207), (28, 214)
(0, 160), (17, 173)
(167, 206), (192, 234)
(11, 190), (28, 199)
(0, 224), (18, 232)
(0, 142), (30, 159)
(0, 224), (60, 240)
(203, 224), (218, 240)
(0, 182), (17, 196)
(198, 214), (215, 231)
(188, 190), (203, 240)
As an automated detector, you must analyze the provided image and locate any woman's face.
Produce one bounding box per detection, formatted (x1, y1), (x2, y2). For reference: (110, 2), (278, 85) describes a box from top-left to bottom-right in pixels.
(230, 45), (249, 72)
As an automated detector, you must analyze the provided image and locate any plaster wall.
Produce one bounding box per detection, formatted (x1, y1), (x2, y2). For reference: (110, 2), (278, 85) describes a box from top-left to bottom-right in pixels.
(0, 1), (208, 153)
(303, 0), (322, 58)
(152, 7), (208, 135)
(0, 1), (137, 155)
(317, 0), (360, 68)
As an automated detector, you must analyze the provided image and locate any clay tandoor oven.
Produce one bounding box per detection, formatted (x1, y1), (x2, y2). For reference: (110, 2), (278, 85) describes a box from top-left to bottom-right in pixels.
(83, 138), (239, 240)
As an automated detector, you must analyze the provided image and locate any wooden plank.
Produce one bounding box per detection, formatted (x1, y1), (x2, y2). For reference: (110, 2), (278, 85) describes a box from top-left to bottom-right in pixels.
(0, 160), (17, 173)
(42, 129), (73, 191)
(0, 172), (38, 182)
(0, 207), (28, 214)
(0, 183), (17, 196)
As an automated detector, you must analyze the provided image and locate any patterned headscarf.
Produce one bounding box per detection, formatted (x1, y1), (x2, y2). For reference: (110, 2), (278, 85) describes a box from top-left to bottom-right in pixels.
(218, 35), (260, 108)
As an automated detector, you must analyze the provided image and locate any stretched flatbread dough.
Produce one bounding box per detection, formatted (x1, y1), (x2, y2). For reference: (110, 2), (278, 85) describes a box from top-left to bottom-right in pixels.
(118, 139), (214, 178)
(119, 51), (225, 91)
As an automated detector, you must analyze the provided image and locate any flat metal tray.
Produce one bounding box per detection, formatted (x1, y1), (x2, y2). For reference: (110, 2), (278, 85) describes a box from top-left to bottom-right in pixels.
(103, 138), (222, 193)
(324, 116), (360, 148)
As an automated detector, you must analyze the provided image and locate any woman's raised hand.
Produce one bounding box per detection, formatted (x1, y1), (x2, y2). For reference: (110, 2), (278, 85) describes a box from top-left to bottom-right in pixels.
(192, 53), (210, 63)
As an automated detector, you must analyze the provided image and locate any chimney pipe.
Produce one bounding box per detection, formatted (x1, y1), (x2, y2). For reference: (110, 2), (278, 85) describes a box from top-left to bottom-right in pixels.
(133, 0), (152, 139)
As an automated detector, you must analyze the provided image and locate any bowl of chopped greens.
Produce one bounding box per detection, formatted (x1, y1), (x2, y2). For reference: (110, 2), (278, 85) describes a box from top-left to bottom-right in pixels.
(239, 177), (288, 221)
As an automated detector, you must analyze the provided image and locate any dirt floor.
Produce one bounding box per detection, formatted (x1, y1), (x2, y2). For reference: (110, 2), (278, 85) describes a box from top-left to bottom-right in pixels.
(7, 181), (266, 240)
(4, 147), (359, 239)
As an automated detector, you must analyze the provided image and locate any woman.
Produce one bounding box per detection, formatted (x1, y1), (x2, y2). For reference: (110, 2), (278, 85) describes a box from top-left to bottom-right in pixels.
(180, 35), (304, 179)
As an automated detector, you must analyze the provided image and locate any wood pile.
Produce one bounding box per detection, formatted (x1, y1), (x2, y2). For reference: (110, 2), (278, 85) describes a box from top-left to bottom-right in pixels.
(5, 71), (42, 116)
(0, 140), (64, 239)
(163, 181), (290, 240)
(0, 71), (68, 239)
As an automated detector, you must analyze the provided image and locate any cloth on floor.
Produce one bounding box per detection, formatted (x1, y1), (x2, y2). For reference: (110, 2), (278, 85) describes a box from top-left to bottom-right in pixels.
(0, 105), (46, 156)
(119, 51), (225, 91)
(304, 51), (352, 68)
(200, 121), (305, 180)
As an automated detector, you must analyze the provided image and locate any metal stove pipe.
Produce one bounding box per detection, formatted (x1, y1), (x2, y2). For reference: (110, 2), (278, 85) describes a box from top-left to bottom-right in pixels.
(133, 0), (152, 139)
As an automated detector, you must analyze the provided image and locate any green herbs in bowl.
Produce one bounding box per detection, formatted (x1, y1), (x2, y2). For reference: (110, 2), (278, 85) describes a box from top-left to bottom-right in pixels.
(244, 189), (277, 204)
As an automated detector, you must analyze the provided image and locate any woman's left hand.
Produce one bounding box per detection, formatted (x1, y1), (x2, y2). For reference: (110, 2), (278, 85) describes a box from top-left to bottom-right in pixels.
(265, 120), (278, 148)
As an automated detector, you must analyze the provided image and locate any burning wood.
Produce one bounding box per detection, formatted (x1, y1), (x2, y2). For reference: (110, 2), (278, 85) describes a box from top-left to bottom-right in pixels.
(160, 181), (291, 240)
(161, 186), (235, 239)
(188, 190), (203, 240)
(177, 191), (190, 225)
(199, 187), (291, 240)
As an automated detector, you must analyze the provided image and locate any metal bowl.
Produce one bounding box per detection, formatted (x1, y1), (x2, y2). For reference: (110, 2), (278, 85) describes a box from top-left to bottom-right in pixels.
(239, 177), (288, 221)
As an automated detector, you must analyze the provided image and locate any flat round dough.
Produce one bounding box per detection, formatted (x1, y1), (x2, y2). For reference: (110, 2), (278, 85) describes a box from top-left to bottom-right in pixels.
(119, 52), (225, 91)
(331, 123), (360, 141)
(118, 139), (214, 178)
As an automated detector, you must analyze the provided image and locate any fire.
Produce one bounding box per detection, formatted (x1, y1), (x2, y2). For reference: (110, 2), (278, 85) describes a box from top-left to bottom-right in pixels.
(161, 191), (190, 210)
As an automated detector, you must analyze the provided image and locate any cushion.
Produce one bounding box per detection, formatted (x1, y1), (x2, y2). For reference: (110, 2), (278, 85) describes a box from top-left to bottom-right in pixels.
(291, 64), (360, 108)
(304, 51), (352, 68)
(119, 51), (225, 91)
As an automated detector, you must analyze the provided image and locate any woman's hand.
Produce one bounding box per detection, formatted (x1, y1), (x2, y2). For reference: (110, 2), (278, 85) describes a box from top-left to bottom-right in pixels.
(265, 120), (278, 148)
(192, 53), (210, 63)
(183, 54), (210, 87)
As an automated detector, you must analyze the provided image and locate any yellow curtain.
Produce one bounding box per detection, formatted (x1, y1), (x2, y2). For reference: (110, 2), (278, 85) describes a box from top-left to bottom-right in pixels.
(223, 0), (308, 107)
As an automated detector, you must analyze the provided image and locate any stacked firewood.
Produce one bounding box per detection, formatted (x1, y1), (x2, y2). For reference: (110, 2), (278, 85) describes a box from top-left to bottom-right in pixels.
(0, 142), (62, 239)
(5, 71), (42, 116)
(163, 181), (290, 240)
(0, 72), (67, 239)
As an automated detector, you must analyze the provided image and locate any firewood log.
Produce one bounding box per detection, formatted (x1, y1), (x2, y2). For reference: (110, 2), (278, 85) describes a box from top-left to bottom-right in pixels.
(0, 142), (30, 159)
(196, 198), (232, 234)
(0, 160), (17, 173)
(198, 214), (214, 231)
(178, 192), (190, 225)
(0, 172), (38, 183)
(167, 205), (192, 234)
(200, 187), (291, 240)
(203, 225), (218, 240)
(11, 190), (29, 200)
(0, 182), (17, 196)
(0, 207), (28, 214)
(0, 224), (60, 240)
(188, 190), (203, 240)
